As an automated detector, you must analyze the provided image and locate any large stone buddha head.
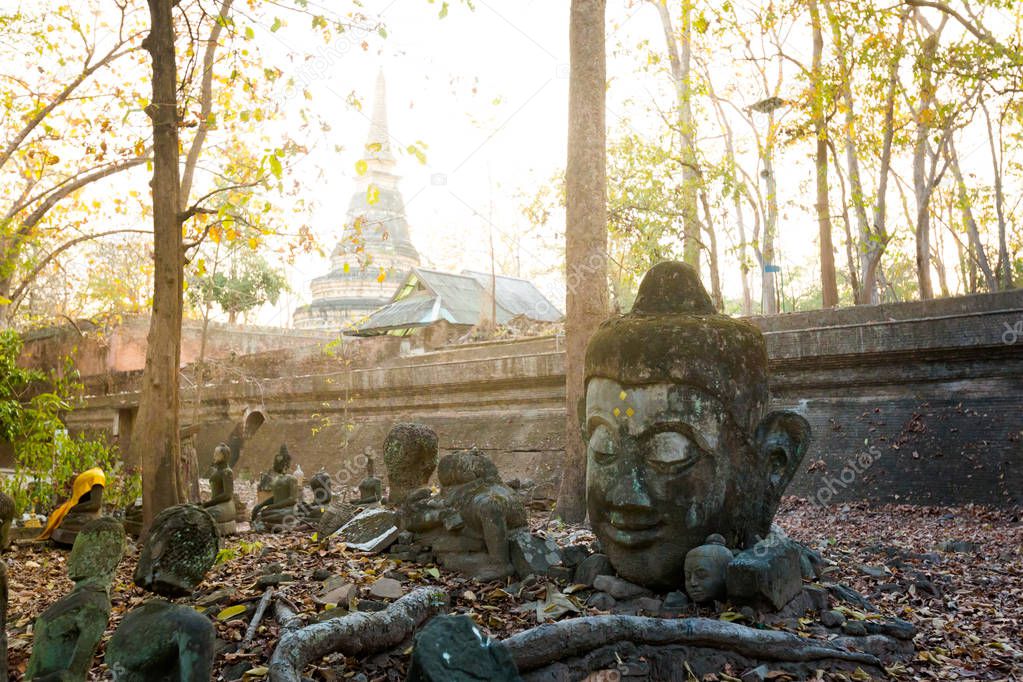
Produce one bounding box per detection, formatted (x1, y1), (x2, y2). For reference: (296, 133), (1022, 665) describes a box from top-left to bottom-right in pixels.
(584, 262), (810, 590)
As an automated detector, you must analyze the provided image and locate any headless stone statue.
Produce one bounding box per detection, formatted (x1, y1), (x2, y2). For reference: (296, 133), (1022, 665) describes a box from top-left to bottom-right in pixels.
(404, 448), (527, 581)
(105, 504), (218, 682)
(383, 423), (438, 504)
(201, 443), (236, 535)
(38, 469), (106, 547)
(354, 455), (382, 505)
(26, 517), (126, 681)
(294, 470), (332, 525)
(250, 445), (299, 531)
(0, 490), (14, 552)
(583, 262), (811, 590)
(684, 534), (734, 604)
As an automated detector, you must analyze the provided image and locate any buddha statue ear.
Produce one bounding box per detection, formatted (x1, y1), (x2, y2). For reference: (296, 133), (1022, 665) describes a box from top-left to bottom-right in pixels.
(754, 411), (811, 497)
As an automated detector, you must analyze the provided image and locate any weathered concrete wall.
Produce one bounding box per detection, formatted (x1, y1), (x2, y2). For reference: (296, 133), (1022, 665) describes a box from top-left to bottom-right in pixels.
(20, 316), (336, 375)
(64, 290), (1023, 505)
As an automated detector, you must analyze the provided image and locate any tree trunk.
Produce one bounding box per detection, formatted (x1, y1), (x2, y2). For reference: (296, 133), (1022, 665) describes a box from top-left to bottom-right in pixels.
(131, 0), (185, 531)
(980, 97), (1012, 289)
(650, 0), (701, 267)
(699, 190), (723, 311)
(809, 0), (838, 307)
(762, 139), (779, 315)
(556, 0), (608, 523)
(947, 139), (996, 290)
(828, 139), (860, 301)
(912, 18), (942, 300)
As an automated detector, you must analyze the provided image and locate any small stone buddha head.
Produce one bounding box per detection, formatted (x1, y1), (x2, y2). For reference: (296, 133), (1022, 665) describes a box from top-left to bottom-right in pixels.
(212, 443), (230, 468)
(134, 505), (219, 598)
(273, 444), (292, 474)
(684, 533), (734, 603)
(584, 262), (811, 589)
(68, 517), (125, 588)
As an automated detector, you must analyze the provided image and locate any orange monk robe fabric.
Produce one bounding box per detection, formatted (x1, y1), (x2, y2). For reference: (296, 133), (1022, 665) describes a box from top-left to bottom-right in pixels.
(37, 468), (106, 540)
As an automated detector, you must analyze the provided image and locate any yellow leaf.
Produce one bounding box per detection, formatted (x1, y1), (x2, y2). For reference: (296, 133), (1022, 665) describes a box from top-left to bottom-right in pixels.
(243, 666), (269, 679)
(366, 184), (380, 205)
(248, 236), (259, 249)
(355, 159), (368, 176)
(376, 269), (386, 283)
(343, 262), (350, 273)
(217, 604), (248, 621)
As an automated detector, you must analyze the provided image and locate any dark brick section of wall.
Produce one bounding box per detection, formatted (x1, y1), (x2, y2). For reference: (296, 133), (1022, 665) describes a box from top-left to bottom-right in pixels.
(66, 290), (1023, 506)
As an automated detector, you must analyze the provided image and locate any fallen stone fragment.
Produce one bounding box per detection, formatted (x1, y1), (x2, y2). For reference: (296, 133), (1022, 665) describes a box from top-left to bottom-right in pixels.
(407, 614), (521, 682)
(585, 592), (616, 611)
(592, 574), (650, 600)
(368, 577), (405, 600)
(821, 609), (846, 628)
(313, 583), (356, 607)
(509, 529), (563, 578)
(574, 554), (613, 587)
(726, 537), (803, 611)
(335, 508), (399, 554)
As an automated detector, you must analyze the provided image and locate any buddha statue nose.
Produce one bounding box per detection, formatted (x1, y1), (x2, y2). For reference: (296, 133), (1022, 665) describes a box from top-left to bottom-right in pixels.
(605, 462), (654, 513)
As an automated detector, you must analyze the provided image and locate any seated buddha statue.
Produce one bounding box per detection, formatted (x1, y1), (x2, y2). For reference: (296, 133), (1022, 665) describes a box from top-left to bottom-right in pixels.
(201, 443), (237, 535)
(105, 504), (218, 681)
(250, 445), (299, 531)
(27, 517), (126, 680)
(354, 455), (382, 506)
(38, 468), (106, 547)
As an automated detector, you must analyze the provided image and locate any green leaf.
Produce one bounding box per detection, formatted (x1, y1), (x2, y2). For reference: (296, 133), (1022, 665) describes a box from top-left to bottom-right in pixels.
(270, 17), (282, 32)
(269, 155), (282, 179)
(425, 567), (440, 579)
(244, 26), (254, 40)
(439, 2), (449, 18)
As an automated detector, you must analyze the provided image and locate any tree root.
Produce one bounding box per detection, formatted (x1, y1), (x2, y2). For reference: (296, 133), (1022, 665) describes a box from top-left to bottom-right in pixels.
(502, 616), (882, 672)
(268, 587), (448, 682)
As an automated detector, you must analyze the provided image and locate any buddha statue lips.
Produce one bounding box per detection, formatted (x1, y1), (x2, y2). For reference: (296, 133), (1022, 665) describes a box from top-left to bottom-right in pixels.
(584, 261), (811, 591)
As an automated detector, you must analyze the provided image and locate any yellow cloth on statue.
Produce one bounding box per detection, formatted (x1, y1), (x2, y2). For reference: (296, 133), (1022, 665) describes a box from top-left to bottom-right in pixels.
(37, 467), (106, 540)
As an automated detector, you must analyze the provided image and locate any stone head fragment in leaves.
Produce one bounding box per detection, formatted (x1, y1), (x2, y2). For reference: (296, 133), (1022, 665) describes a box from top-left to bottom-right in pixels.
(584, 261), (811, 589)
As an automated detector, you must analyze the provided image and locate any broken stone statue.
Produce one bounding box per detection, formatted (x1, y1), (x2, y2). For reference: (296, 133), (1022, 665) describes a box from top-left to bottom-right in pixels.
(383, 422), (438, 504)
(201, 442), (237, 535)
(584, 261), (811, 591)
(26, 517), (126, 681)
(251, 444), (300, 531)
(0, 490), (13, 551)
(354, 453), (383, 505)
(38, 468), (106, 546)
(105, 504), (218, 681)
(684, 534), (734, 604)
(294, 469), (333, 525)
(402, 447), (529, 581)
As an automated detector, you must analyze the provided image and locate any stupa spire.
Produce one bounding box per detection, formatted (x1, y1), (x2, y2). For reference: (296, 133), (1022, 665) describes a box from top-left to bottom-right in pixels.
(366, 69), (395, 166)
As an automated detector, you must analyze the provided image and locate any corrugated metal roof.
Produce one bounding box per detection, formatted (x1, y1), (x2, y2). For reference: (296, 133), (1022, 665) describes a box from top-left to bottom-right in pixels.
(356, 294), (438, 331)
(357, 267), (562, 333)
(464, 271), (562, 322)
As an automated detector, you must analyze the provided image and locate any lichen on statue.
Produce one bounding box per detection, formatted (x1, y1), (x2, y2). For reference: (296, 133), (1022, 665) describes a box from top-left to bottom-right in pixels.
(584, 261), (811, 590)
(202, 443), (237, 535)
(250, 444), (299, 531)
(105, 504), (218, 682)
(27, 516), (126, 681)
(38, 468), (106, 546)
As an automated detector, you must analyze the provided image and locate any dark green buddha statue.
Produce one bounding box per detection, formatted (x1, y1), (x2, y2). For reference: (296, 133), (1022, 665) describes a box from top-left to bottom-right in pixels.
(251, 444), (299, 531)
(27, 516), (126, 681)
(584, 262), (811, 590)
(105, 504), (218, 681)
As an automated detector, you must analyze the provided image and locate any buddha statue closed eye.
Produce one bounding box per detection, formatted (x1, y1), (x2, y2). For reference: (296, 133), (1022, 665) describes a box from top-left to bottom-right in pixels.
(584, 261), (811, 590)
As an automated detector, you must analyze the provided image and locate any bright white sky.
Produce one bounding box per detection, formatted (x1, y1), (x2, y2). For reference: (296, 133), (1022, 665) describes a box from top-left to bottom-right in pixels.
(262, 0), (710, 327)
